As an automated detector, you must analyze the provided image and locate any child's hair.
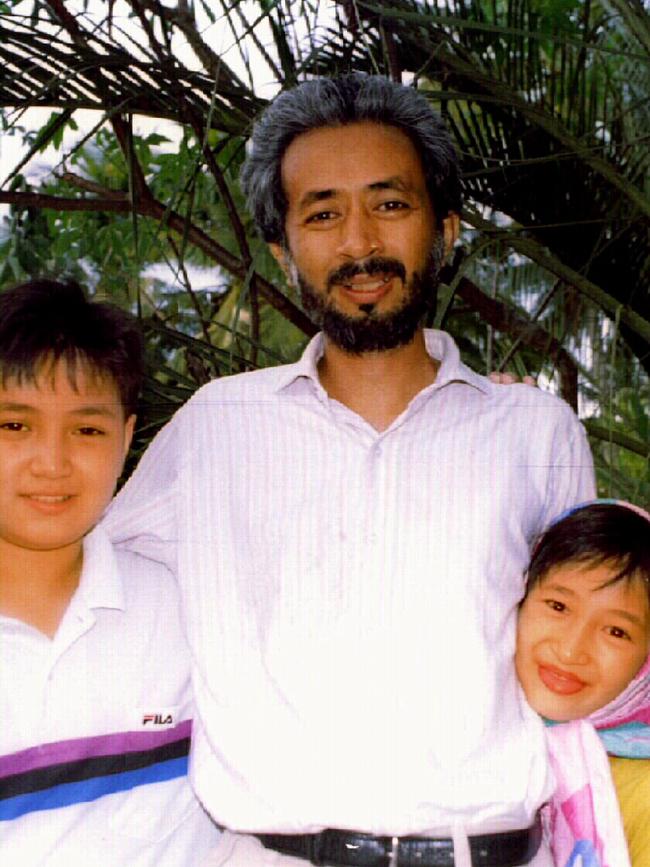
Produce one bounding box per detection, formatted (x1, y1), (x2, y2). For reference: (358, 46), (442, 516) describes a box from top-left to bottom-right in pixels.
(526, 501), (650, 601)
(0, 278), (144, 416)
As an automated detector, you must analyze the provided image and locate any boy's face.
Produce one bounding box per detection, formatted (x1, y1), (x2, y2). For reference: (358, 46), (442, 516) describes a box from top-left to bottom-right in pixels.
(516, 560), (650, 721)
(0, 358), (135, 558)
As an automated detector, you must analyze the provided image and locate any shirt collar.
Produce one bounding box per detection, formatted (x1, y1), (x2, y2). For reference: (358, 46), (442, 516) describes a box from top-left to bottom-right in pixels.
(275, 329), (490, 396)
(76, 524), (125, 612)
(275, 333), (326, 396)
(422, 330), (490, 394)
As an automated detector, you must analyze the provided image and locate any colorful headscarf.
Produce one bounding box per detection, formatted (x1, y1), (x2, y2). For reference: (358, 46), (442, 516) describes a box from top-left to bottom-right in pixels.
(588, 643), (650, 758)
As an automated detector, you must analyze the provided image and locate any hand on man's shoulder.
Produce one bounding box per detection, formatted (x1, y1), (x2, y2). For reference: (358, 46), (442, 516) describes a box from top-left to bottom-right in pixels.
(488, 371), (537, 386)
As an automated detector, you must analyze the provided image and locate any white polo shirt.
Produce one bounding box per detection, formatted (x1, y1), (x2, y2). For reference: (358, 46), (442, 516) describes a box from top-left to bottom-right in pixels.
(0, 526), (220, 866)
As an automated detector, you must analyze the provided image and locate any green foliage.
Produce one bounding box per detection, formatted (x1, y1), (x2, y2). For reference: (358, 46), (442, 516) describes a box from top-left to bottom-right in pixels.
(30, 111), (78, 153)
(0, 0), (648, 501)
(589, 380), (650, 503)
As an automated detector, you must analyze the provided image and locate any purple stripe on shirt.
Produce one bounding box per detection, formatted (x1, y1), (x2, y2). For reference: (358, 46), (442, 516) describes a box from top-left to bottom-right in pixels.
(0, 720), (192, 779)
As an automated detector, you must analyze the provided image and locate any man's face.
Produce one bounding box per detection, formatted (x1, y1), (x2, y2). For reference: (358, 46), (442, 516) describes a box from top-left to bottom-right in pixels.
(515, 560), (650, 721)
(0, 358), (135, 558)
(271, 122), (458, 352)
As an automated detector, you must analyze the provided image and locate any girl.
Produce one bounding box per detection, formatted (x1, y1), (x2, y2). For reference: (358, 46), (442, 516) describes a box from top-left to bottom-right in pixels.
(516, 500), (650, 867)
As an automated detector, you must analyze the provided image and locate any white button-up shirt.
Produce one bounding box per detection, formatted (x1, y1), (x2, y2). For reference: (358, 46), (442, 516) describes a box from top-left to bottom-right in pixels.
(104, 330), (595, 836)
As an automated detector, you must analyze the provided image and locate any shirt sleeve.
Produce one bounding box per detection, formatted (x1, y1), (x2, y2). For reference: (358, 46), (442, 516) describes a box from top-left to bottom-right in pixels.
(101, 415), (181, 573)
(540, 407), (596, 529)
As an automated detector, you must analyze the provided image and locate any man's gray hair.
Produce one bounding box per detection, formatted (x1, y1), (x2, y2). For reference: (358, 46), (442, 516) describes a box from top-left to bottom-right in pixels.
(240, 73), (462, 245)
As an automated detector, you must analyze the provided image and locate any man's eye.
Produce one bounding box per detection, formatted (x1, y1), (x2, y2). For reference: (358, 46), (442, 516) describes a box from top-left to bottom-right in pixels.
(0, 421), (27, 432)
(305, 210), (336, 223)
(378, 200), (409, 211)
(77, 426), (105, 436)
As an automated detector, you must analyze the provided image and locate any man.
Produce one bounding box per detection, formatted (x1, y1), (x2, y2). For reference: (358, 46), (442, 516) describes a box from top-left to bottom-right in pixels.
(105, 74), (595, 866)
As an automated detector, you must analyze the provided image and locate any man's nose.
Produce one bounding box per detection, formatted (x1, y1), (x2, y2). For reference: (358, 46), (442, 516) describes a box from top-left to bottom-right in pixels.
(30, 432), (73, 478)
(336, 209), (382, 260)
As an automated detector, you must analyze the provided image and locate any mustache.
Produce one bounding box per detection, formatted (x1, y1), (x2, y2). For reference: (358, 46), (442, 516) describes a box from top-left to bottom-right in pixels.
(327, 257), (407, 291)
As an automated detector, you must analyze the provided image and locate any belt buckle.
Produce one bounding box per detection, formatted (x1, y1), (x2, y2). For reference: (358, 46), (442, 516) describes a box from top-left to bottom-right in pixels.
(388, 836), (400, 867)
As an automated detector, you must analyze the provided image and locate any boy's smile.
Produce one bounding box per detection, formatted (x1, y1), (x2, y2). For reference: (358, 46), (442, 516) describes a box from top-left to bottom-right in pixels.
(516, 560), (650, 721)
(0, 358), (134, 558)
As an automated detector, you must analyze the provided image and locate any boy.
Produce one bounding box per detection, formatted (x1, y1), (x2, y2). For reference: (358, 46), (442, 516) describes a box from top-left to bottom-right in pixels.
(516, 500), (650, 866)
(0, 279), (220, 865)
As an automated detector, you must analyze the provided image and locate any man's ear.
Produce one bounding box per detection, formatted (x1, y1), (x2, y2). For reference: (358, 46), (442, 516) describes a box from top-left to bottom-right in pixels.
(442, 213), (460, 258)
(270, 243), (290, 279)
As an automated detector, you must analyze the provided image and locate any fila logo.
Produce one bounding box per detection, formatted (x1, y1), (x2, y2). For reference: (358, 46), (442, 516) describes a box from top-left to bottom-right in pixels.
(142, 713), (174, 725)
(135, 705), (179, 730)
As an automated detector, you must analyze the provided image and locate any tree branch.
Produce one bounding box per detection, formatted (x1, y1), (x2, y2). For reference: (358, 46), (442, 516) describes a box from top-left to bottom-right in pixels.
(441, 265), (579, 408)
(584, 420), (649, 458)
(355, 1), (650, 220)
(463, 209), (650, 345)
(0, 188), (316, 337)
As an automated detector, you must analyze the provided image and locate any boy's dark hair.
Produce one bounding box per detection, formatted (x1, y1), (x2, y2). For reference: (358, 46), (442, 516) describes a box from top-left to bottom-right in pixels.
(526, 502), (650, 601)
(240, 73), (462, 245)
(0, 278), (144, 416)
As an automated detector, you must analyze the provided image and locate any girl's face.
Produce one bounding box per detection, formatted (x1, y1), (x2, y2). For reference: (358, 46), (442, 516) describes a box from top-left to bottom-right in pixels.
(516, 560), (650, 721)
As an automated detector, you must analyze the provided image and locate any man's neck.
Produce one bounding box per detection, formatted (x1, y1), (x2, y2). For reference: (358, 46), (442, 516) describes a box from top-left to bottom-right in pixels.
(0, 541), (83, 639)
(317, 329), (439, 432)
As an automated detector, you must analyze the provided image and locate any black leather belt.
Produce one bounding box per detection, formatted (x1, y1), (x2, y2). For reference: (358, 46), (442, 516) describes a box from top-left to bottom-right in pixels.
(258, 817), (542, 867)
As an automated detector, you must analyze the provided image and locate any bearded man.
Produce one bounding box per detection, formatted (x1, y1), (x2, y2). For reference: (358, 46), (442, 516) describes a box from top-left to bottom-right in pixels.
(106, 74), (595, 867)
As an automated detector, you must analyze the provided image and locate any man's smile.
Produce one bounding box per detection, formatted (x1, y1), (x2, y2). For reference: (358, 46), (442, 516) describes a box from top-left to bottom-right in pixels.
(326, 258), (407, 309)
(340, 273), (394, 288)
(336, 273), (397, 305)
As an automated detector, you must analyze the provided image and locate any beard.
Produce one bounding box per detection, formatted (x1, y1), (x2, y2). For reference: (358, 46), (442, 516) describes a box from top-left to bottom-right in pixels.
(290, 237), (445, 354)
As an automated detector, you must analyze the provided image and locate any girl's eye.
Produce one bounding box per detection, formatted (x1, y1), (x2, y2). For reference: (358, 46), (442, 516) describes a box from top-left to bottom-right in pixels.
(544, 599), (566, 613)
(0, 421), (27, 432)
(607, 626), (631, 641)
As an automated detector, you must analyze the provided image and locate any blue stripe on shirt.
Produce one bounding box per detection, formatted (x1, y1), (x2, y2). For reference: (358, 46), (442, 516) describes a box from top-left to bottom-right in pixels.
(0, 755), (188, 820)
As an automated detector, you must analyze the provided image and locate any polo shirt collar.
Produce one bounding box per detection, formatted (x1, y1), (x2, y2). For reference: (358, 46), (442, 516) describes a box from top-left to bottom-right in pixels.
(276, 329), (489, 396)
(76, 524), (125, 612)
